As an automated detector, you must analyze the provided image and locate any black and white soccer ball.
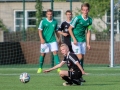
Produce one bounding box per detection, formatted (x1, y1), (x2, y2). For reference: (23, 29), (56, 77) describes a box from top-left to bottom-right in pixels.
(19, 72), (30, 83)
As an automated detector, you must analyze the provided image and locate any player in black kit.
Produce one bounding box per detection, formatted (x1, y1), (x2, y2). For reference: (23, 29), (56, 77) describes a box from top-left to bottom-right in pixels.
(58, 10), (86, 82)
(58, 10), (73, 52)
(44, 44), (87, 86)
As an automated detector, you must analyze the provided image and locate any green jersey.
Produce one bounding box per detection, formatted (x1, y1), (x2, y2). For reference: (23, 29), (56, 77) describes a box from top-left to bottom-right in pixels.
(70, 15), (92, 42)
(38, 18), (58, 43)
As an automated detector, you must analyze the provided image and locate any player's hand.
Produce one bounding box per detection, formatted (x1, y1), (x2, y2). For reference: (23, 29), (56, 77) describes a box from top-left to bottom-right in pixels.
(41, 39), (45, 44)
(43, 70), (50, 73)
(57, 39), (62, 46)
(87, 44), (91, 50)
(82, 71), (89, 75)
(62, 33), (68, 37)
(73, 39), (77, 45)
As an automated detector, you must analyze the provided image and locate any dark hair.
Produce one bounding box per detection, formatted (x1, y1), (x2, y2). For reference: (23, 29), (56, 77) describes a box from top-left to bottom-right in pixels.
(65, 10), (72, 15)
(46, 9), (53, 13)
(81, 3), (90, 10)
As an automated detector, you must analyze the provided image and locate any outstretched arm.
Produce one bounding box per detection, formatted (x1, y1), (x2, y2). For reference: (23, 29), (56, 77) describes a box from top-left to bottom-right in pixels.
(44, 61), (65, 73)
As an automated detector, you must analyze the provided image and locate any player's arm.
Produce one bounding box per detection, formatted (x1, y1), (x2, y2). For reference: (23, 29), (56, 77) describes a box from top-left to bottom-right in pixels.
(76, 62), (86, 75)
(58, 23), (68, 37)
(55, 22), (61, 45)
(56, 31), (61, 41)
(68, 17), (78, 45)
(58, 31), (69, 37)
(39, 30), (45, 44)
(86, 25), (92, 50)
(44, 61), (65, 73)
(38, 20), (45, 44)
(70, 54), (87, 75)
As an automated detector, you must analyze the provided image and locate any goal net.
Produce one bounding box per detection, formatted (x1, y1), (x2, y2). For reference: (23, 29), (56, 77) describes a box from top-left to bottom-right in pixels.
(0, 0), (120, 68)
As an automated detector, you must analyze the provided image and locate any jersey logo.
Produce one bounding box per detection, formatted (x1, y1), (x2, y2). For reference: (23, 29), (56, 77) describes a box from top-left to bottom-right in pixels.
(65, 29), (68, 32)
(80, 22), (83, 24)
(75, 49), (79, 53)
(41, 48), (45, 52)
(65, 25), (68, 27)
(67, 61), (70, 66)
(72, 72), (74, 75)
(87, 23), (89, 25)
(46, 24), (48, 26)
(52, 24), (55, 27)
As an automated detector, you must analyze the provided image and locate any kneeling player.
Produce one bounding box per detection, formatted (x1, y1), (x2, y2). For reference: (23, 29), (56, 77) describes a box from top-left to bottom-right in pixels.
(44, 44), (87, 86)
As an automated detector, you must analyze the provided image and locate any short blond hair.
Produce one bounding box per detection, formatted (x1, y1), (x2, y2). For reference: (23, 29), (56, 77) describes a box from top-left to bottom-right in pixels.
(60, 43), (69, 51)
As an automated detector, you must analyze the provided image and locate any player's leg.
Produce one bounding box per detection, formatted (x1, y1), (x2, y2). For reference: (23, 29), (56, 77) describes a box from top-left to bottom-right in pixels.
(59, 70), (73, 86)
(71, 42), (86, 82)
(68, 45), (74, 53)
(70, 71), (82, 85)
(50, 53), (54, 67)
(71, 42), (86, 68)
(80, 42), (86, 68)
(37, 43), (49, 73)
(52, 51), (61, 72)
(37, 53), (46, 73)
(78, 42), (86, 82)
(50, 42), (61, 72)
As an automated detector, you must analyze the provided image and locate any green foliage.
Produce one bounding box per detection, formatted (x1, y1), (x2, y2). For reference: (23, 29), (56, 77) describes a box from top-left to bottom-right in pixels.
(0, 19), (8, 32)
(76, 0), (110, 18)
(54, 0), (66, 2)
(35, 0), (43, 28)
(80, 0), (119, 18)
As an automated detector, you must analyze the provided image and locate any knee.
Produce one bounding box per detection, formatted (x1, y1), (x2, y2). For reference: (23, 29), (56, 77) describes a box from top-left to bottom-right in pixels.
(77, 54), (83, 59)
(41, 53), (45, 56)
(53, 51), (57, 55)
(59, 71), (65, 77)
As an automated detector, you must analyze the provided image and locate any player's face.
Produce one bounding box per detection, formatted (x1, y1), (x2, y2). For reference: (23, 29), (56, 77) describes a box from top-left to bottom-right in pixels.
(66, 12), (72, 20)
(81, 6), (89, 16)
(60, 46), (68, 56)
(46, 11), (53, 20)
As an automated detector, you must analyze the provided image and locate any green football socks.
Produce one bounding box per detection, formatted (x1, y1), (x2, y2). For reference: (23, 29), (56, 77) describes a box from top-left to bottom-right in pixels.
(39, 56), (44, 68)
(51, 53), (54, 67)
(37, 56), (44, 73)
(79, 59), (84, 68)
(54, 54), (61, 72)
(54, 54), (60, 65)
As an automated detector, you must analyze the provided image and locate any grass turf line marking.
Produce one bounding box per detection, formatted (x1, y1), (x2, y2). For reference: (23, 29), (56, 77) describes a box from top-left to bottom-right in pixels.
(0, 73), (120, 76)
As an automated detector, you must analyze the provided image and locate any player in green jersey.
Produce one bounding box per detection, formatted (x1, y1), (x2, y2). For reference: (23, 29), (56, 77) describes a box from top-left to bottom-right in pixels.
(37, 9), (61, 73)
(68, 3), (92, 81)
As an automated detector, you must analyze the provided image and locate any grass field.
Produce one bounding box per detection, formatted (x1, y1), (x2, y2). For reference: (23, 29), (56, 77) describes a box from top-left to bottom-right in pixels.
(0, 65), (120, 90)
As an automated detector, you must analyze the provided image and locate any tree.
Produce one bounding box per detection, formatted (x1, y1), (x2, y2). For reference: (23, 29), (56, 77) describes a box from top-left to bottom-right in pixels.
(81, 0), (110, 19)
(0, 19), (8, 32)
(35, 0), (43, 28)
(74, 0), (119, 32)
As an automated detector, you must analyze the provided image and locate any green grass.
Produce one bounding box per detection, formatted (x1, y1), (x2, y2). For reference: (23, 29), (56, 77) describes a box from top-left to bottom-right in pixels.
(0, 66), (120, 90)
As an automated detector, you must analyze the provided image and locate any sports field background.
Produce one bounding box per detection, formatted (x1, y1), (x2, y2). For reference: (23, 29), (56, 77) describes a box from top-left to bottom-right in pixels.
(0, 1), (120, 90)
(0, 65), (120, 90)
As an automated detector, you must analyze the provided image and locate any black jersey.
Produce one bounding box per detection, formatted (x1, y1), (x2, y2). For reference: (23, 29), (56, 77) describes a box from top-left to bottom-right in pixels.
(58, 21), (71, 45)
(62, 52), (80, 72)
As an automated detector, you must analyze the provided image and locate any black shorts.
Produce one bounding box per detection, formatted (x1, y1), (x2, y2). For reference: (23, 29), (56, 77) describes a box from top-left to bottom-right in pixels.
(68, 71), (82, 79)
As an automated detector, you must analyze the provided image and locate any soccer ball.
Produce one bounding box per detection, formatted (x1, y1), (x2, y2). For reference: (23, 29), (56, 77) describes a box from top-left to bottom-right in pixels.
(19, 72), (30, 83)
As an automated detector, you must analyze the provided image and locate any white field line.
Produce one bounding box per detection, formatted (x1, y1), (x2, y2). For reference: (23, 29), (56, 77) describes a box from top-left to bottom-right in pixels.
(0, 67), (120, 70)
(0, 73), (120, 76)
